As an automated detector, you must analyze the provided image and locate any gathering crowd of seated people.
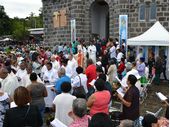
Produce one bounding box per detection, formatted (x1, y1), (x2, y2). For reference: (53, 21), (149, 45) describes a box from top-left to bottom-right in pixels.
(0, 37), (168, 127)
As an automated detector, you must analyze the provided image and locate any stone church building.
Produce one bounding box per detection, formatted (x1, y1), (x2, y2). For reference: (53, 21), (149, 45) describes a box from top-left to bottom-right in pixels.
(42, 0), (169, 45)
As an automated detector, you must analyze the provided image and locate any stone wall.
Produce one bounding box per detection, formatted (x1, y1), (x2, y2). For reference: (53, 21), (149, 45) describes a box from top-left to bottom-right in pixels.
(42, 0), (169, 45)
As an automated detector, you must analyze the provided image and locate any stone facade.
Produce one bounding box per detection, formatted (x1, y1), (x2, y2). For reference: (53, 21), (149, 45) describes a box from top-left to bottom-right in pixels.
(42, 0), (169, 45)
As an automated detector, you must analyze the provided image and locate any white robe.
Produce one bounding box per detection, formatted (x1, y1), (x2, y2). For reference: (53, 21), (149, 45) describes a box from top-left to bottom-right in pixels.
(87, 45), (97, 64)
(43, 69), (58, 84)
(61, 65), (73, 78)
(109, 46), (116, 59)
(51, 60), (60, 72)
(22, 73), (43, 87)
(41, 65), (47, 79)
(67, 58), (78, 78)
(15, 69), (27, 86)
(117, 52), (124, 62)
(1, 75), (20, 97)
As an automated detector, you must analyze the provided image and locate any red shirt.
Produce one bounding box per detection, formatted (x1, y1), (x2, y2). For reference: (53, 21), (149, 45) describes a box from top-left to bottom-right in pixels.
(118, 62), (125, 74)
(90, 90), (110, 116)
(85, 64), (97, 88)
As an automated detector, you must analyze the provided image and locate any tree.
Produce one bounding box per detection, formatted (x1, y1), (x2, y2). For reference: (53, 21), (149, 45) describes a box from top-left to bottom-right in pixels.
(0, 5), (12, 36)
(11, 18), (29, 40)
(28, 11), (43, 28)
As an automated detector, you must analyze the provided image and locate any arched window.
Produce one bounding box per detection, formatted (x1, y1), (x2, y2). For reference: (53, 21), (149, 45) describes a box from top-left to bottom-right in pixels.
(150, 2), (157, 20)
(139, 4), (146, 21)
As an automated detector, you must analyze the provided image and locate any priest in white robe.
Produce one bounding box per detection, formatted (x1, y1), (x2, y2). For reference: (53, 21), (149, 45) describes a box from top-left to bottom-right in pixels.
(87, 43), (97, 64)
(67, 54), (78, 78)
(15, 62), (27, 86)
(22, 64), (43, 87)
(0, 68), (20, 98)
(43, 62), (58, 84)
(51, 55), (60, 72)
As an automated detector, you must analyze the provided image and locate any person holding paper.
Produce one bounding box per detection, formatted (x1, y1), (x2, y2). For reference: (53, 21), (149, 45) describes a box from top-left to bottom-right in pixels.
(117, 74), (140, 126)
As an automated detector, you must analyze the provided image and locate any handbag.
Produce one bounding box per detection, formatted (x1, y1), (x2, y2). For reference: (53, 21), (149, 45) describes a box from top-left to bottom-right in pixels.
(73, 75), (86, 98)
(23, 106), (31, 127)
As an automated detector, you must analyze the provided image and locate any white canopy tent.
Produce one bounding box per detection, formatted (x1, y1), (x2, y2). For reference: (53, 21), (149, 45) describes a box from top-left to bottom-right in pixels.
(127, 21), (169, 46)
(3, 38), (12, 41)
(0, 38), (12, 42)
(127, 21), (169, 79)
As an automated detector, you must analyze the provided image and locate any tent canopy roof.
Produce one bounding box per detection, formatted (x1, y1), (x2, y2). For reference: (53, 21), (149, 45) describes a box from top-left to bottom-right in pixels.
(127, 21), (169, 46)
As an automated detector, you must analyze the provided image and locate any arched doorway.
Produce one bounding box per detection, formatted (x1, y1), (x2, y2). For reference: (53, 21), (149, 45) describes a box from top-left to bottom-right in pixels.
(90, 0), (109, 39)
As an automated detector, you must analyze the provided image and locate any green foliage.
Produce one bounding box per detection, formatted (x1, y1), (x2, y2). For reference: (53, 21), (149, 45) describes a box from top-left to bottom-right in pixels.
(0, 5), (12, 36)
(11, 18), (29, 40)
(0, 5), (43, 41)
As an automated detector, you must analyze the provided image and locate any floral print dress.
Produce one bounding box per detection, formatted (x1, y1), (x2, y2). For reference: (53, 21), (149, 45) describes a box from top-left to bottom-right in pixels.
(0, 92), (10, 127)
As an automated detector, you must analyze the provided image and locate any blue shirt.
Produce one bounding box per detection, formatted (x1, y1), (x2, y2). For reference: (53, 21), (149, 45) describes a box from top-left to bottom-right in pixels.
(137, 63), (146, 76)
(55, 75), (71, 94)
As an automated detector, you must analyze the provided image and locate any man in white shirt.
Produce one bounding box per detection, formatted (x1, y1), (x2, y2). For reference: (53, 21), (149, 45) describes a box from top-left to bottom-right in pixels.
(15, 61), (27, 86)
(87, 42), (97, 64)
(22, 64), (43, 87)
(67, 54), (78, 78)
(16, 52), (24, 64)
(109, 42), (116, 60)
(43, 62), (58, 84)
(41, 59), (48, 79)
(136, 48), (143, 62)
(117, 48), (124, 63)
(72, 66), (88, 94)
(0, 68), (19, 98)
(53, 82), (76, 126)
(121, 62), (141, 89)
(51, 55), (60, 72)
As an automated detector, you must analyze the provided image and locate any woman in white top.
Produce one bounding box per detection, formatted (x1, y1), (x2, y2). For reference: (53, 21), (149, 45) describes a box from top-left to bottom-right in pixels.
(72, 66), (88, 98)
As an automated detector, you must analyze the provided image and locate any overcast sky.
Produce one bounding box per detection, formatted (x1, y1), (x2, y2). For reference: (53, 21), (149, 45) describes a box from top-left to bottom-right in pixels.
(0, 0), (42, 18)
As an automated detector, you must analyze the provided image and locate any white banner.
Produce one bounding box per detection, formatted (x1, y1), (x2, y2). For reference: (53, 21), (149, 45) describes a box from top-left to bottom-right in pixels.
(119, 15), (128, 47)
(71, 19), (76, 43)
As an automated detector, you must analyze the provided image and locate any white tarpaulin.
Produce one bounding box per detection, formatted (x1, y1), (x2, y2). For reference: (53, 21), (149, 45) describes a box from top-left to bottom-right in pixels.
(127, 21), (169, 46)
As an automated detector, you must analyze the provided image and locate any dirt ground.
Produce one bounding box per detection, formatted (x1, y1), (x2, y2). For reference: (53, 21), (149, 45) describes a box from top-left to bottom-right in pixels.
(140, 79), (169, 117)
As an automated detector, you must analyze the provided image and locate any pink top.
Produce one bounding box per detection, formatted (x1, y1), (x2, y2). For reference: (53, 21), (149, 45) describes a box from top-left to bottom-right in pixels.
(90, 90), (110, 116)
(69, 115), (90, 127)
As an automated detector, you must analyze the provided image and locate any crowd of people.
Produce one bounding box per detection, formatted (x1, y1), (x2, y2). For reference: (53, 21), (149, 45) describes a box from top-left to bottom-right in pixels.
(0, 37), (168, 127)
